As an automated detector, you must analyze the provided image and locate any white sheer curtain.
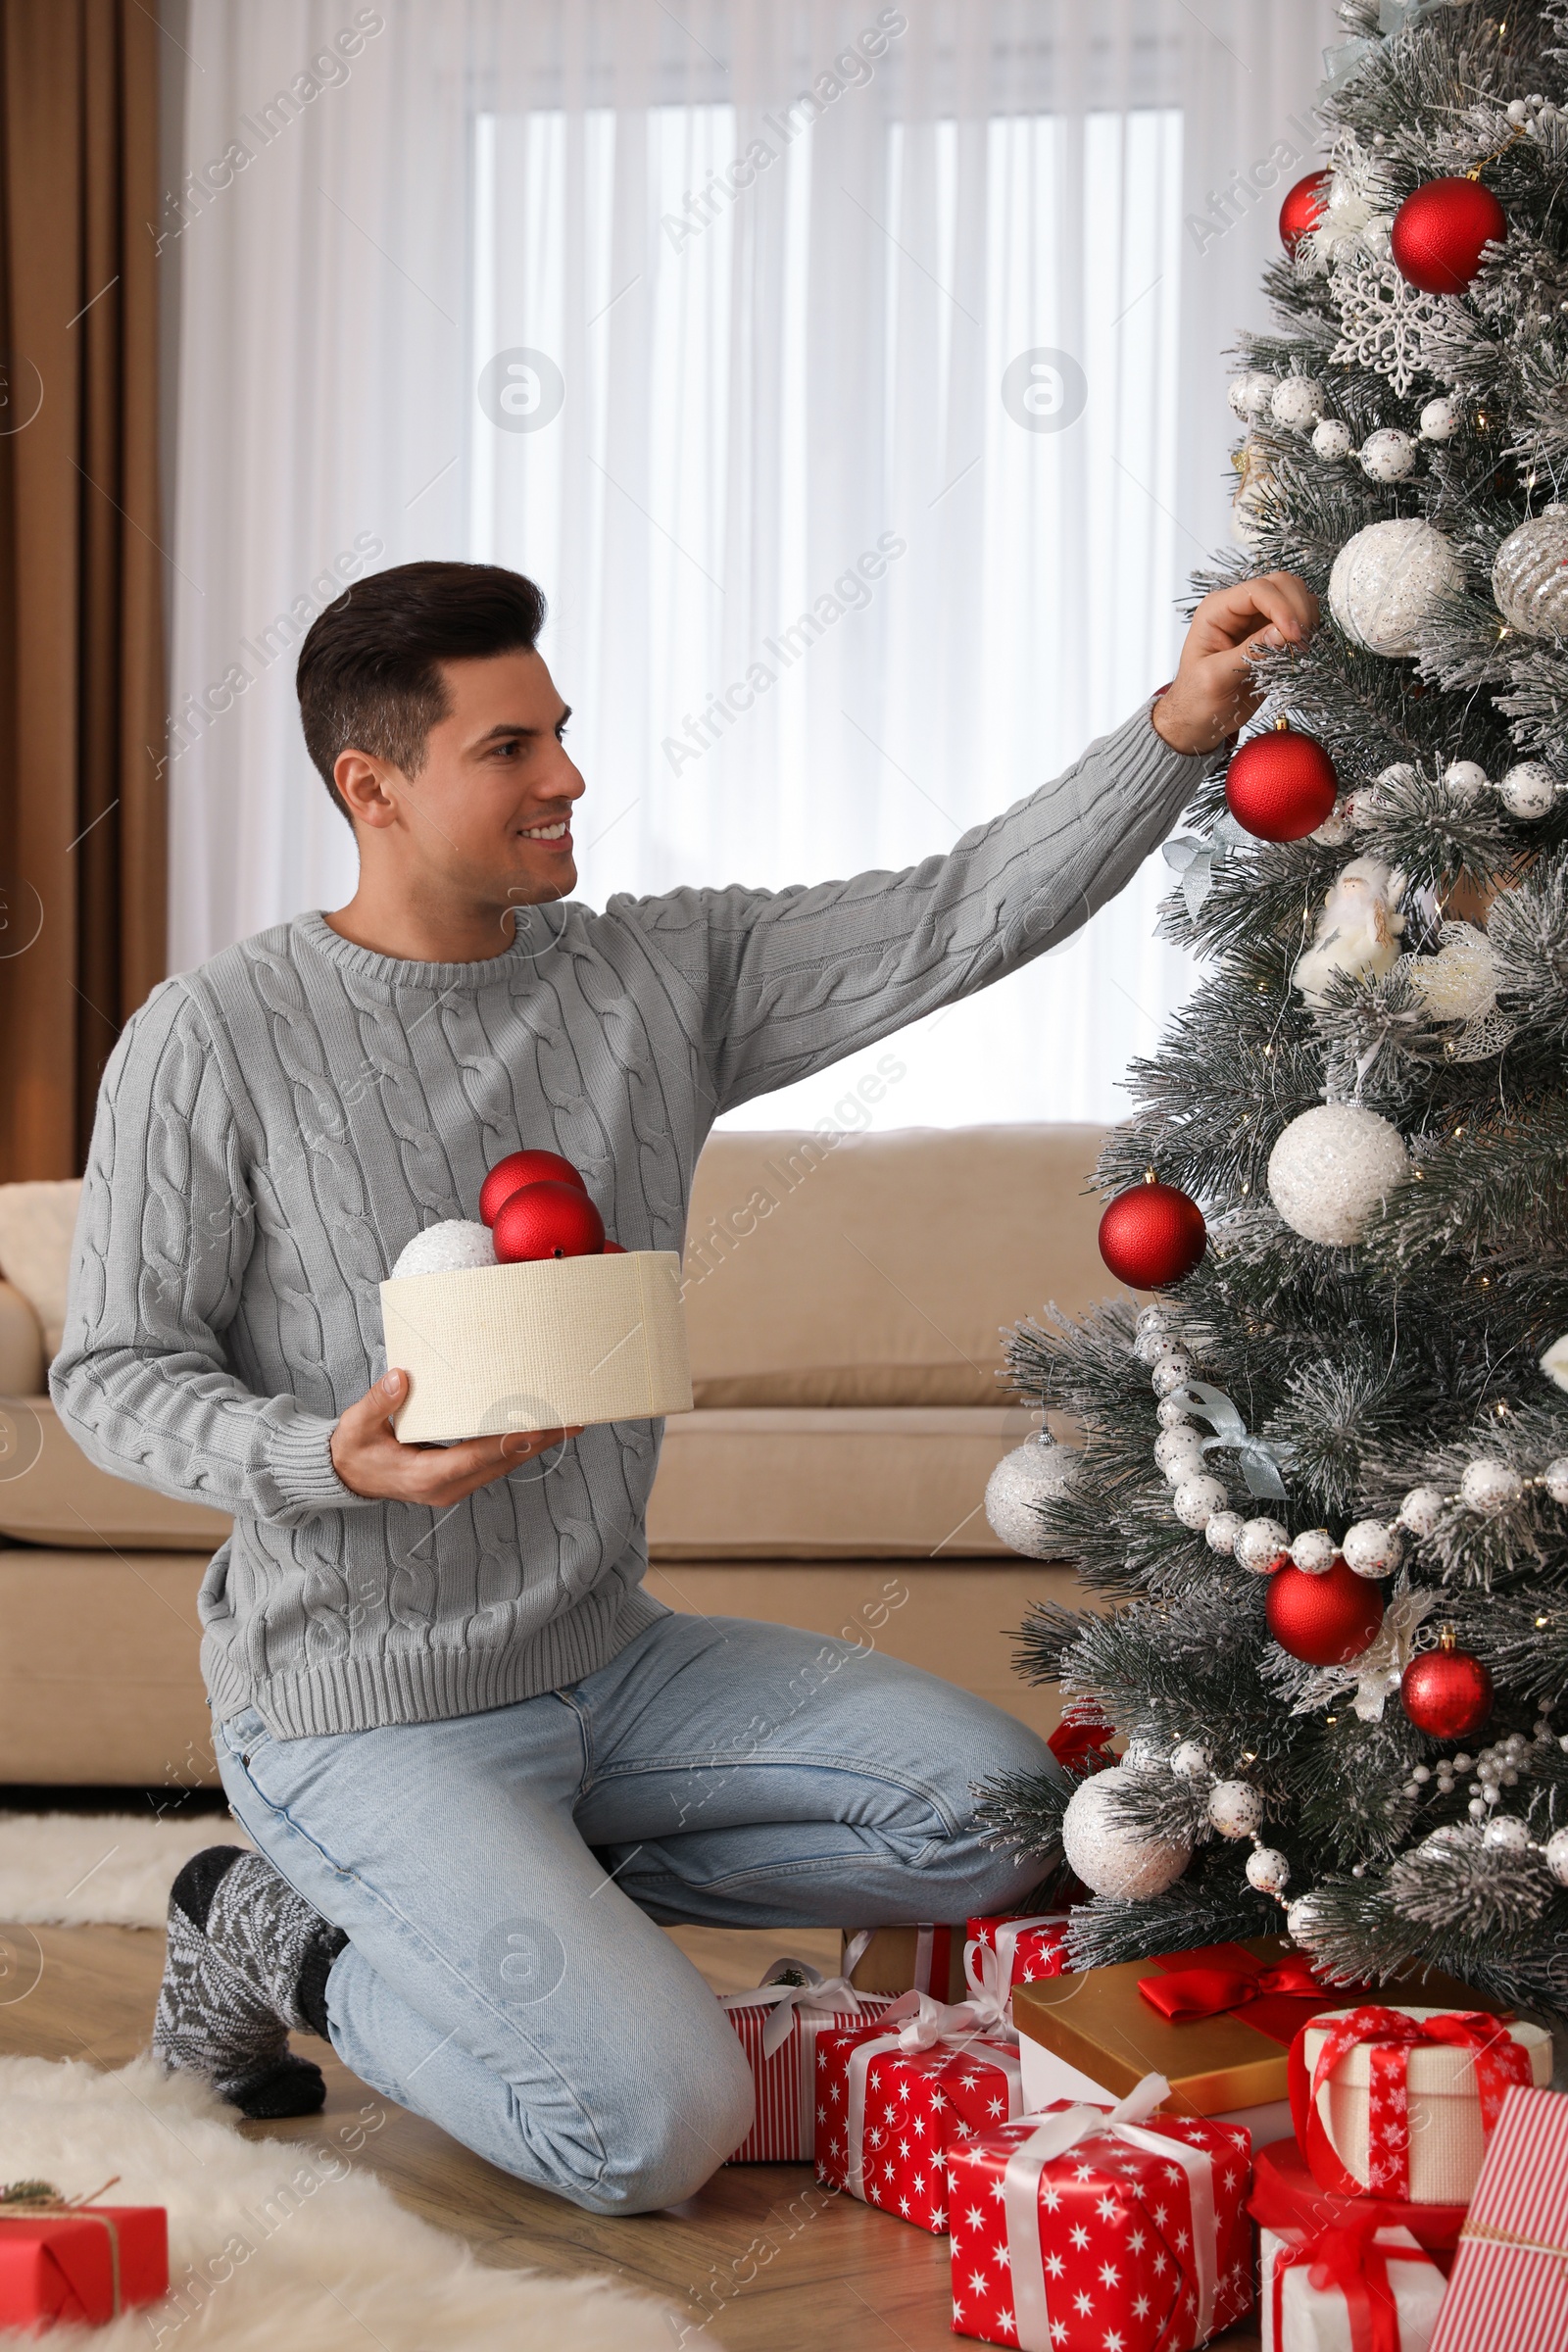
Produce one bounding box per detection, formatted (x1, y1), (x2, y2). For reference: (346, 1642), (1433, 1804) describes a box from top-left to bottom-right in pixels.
(169, 0), (1339, 1128)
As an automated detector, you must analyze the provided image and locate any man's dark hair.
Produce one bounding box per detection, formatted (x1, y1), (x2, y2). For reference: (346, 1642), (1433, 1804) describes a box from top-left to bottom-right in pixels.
(296, 561), (548, 825)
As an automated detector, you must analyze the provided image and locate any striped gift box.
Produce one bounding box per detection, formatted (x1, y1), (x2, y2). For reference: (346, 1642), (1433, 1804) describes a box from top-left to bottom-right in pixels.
(1429, 2084), (1568, 2351)
(722, 1967), (893, 2163)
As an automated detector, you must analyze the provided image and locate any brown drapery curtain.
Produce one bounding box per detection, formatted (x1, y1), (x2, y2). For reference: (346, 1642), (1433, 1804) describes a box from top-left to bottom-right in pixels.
(0, 0), (166, 1180)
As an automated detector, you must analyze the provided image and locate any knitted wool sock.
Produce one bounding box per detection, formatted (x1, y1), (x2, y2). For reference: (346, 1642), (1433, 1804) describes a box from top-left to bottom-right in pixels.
(154, 1846), (347, 2119)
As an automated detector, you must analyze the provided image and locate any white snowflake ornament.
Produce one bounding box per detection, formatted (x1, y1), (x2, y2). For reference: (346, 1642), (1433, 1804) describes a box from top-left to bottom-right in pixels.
(1330, 247), (1447, 400)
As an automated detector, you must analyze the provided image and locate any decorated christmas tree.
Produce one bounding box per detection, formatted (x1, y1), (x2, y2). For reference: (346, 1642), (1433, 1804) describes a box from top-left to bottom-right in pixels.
(980, 0), (1568, 2019)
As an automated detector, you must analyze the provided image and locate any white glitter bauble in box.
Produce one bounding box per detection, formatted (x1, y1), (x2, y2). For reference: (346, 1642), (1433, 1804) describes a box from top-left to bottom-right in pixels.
(1481, 1815), (1531, 1854)
(1246, 1845), (1291, 1895)
(1208, 1780), (1264, 1839)
(392, 1219), (498, 1278)
(1155, 1428), (1206, 1480)
(1460, 1457), (1522, 1514)
(1174, 1474), (1229, 1532)
(1408, 924), (1497, 1023)
(1443, 760), (1490, 802)
(1152, 1353), (1196, 1398)
(1237, 1516), (1290, 1574)
(1359, 426), (1417, 482)
(1545, 1828), (1568, 1886)
(1343, 1519), (1398, 1578)
(1170, 1740), (1210, 1782)
(1206, 1509), (1245, 1556)
(1499, 761), (1560, 819)
(1228, 368), (1276, 422)
(1060, 1767), (1191, 1900)
(1311, 417), (1354, 462)
(1399, 1486), (1446, 1538)
(1271, 376), (1325, 430)
(1541, 1335), (1568, 1393)
(1492, 506), (1568, 639)
(984, 1437), (1078, 1557)
(1267, 1104), (1409, 1248)
(1156, 1396), (1193, 1431)
(1545, 1459), (1568, 1506)
(1291, 1528), (1338, 1574)
(1419, 396), (1456, 441)
(1328, 517), (1462, 658)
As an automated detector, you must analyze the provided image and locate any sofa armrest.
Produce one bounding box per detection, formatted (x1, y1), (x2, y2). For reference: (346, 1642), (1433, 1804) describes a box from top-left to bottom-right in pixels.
(0, 1277), (44, 1396)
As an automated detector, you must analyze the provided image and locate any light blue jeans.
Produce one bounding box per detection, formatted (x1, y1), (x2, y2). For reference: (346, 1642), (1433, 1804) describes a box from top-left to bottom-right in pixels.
(215, 1606), (1058, 2215)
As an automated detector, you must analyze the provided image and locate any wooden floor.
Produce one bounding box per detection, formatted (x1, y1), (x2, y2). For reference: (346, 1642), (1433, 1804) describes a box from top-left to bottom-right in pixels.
(0, 1917), (1262, 2350)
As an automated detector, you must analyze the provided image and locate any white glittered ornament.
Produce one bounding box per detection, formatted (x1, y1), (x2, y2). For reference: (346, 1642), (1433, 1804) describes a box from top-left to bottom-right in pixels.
(392, 1219), (498, 1278)
(1328, 517), (1463, 658)
(1291, 1529), (1338, 1574)
(1152, 1353), (1197, 1397)
(1499, 761), (1560, 819)
(1267, 1103), (1409, 1247)
(1285, 1892), (1326, 1945)
(1311, 800), (1355, 847)
(984, 1437), (1079, 1556)
(1294, 857), (1406, 1009)
(1271, 375), (1325, 430)
(1174, 1473), (1229, 1531)
(1481, 1814), (1531, 1853)
(1443, 760), (1490, 802)
(1492, 506), (1568, 639)
(1156, 1396), (1194, 1430)
(1207, 1780), (1264, 1839)
(1311, 417), (1354, 462)
(1544, 1827), (1568, 1886)
(1136, 1304), (1173, 1336)
(1170, 1740), (1210, 1782)
(1343, 1519), (1398, 1578)
(1155, 1428), (1207, 1481)
(1407, 923), (1497, 1024)
(1060, 1766), (1191, 1899)
(1359, 426), (1417, 482)
(1246, 1846), (1292, 1895)
(1237, 1516), (1290, 1574)
(1460, 1457), (1522, 1514)
(1545, 1458), (1568, 1506)
(1228, 369), (1276, 422)
(1206, 1509), (1245, 1557)
(1418, 396), (1456, 440)
(1398, 1486), (1446, 1538)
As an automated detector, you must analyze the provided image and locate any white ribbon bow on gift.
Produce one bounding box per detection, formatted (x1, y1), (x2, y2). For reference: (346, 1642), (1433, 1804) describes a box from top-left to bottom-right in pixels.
(843, 1961), (1024, 2201)
(996, 2073), (1219, 2352)
(721, 1958), (871, 2060)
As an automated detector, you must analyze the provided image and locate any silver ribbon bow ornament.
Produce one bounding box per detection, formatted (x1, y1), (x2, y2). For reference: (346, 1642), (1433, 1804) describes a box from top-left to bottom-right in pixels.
(1170, 1377), (1291, 1500)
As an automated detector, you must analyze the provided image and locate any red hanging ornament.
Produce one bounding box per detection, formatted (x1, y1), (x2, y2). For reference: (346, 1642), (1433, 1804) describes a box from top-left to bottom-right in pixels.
(493, 1180), (606, 1263)
(1266, 1555), (1385, 1667)
(1390, 176), (1506, 295)
(1225, 720), (1339, 844)
(1279, 169), (1331, 255)
(480, 1148), (588, 1227)
(1400, 1625), (1494, 1740)
(1098, 1171), (1206, 1288)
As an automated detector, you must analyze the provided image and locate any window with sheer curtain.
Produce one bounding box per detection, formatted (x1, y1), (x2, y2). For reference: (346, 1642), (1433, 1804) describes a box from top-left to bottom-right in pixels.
(169, 0), (1338, 1129)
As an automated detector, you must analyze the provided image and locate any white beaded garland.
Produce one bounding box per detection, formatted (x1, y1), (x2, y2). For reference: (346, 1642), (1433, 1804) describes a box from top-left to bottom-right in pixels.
(1208, 1780), (1264, 1839)
(1398, 1486), (1446, 1538)
(1418, 396), (1456, 440)
(1205, 1509), (1245, 1556)
(1311, 417), (1354, 461)
(1227, 368), (1276, 422)
(1290, 1528), (1338, 1575)
(1460, 1457), (1523, 1514)
(1443, 760), (1490, 801)
(1267, 1103), (1409, 1248)
(1359, 426), (1417, 482)
(1170, 1740), (1210, 1781)
(1246, 1845), (1292, 1895)
(392, 1219), (498, 1278)
(1545, 1459), (1568, 1506)
(1136, 1304), (1173, 1336)
(1152, 1353), (1197, 1397)
(1285, 1893), (1325, 1945)
(983, 1437), (1080, 1556)
(1271, 375), (1325, 430)
(1155, 1428), (1207, 1480)
(1060, 1766), (1191, 1899)
(1492, 505), (1568, 639)
(1156, 1396), (1195, 1431)
(1498, 760), (1560, 819)
(1237, 1517), (1291, 1574)
(1342, 1519), (1398, 1579)
(1328, 517), (1463, 658)
(1174, 1473), (1230, 1531)
(1481, 1815), (1531, 1853)
(1544, 1828), (1568, 1886)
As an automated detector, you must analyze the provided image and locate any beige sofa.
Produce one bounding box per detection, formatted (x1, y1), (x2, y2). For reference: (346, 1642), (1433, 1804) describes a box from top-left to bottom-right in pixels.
(0, 1125), (1110, 1783)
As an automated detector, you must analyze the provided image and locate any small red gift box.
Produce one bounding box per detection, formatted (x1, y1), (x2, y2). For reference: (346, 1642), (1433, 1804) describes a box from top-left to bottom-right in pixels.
(946, 2078), (1252, 2351)
(0, 2201), (168, 2328)
(1430, 2084), (1568, 2352)
(720, 1961), (893, 2162)
(965, 1912), (1070, 1992)
(815, 2013), (1024, 2233)
(1251, 2133), (1465, 2351)
(1251, 2133), (1466, 2271)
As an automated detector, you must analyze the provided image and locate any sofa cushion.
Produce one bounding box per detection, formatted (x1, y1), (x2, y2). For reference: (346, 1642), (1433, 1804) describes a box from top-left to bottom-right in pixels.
(0, 1398), (232, 1551)
(0, 1179), (81, 1363)
(646, 1403), (1041, 1558)
(683, 1125), (1109, 1406)
(0, 1279), (44, 1396)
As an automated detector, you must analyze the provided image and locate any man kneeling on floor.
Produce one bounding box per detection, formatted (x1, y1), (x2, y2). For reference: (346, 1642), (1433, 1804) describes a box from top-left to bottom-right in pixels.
(52, 556), (1316, 2214)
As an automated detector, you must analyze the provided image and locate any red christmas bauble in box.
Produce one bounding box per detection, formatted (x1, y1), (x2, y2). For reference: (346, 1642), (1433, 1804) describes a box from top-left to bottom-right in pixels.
(1390, 176), (1505, 295)
(1225, 725), (1338, 844)
(480, 1149), (587, 1228)
(493, 1180), (606, 1263)
(1266, 1556), (1385, 1667)
(1099, 1176), (1206, 1288)
(1279, 169), (1330, 255)
(1401, 1636), (1494, 1740)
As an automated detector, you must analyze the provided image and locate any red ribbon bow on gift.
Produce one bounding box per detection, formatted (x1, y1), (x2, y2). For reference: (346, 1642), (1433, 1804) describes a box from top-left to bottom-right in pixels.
(1139, 1948), (1331, 2024)
(1292, 2005), (1533, 2200)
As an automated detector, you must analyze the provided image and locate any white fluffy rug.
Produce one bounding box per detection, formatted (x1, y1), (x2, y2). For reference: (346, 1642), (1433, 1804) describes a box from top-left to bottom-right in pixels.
(0, 1810), (251, 1927)
(0, 2055), (679, 2349)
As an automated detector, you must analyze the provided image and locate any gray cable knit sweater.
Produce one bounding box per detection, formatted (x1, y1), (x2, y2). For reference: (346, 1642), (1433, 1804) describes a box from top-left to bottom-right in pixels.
(50, 706), (1202, 1738)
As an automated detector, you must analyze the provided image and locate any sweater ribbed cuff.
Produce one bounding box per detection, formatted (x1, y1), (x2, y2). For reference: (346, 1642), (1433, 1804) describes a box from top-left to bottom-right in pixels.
(266, 1408), (375, 1516)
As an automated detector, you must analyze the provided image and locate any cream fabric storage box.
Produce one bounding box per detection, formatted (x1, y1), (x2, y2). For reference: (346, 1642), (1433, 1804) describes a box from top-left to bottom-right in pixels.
(1300, 2007), (1553, 2205)
(379, 1250), (693, 1442)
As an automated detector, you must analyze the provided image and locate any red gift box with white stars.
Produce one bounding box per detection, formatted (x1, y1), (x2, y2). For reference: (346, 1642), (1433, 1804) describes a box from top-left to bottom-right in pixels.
(966, 1913), (1071, 1993)
(946, 2101), (1253, 2351)
(813, 2021), (1025, 2233)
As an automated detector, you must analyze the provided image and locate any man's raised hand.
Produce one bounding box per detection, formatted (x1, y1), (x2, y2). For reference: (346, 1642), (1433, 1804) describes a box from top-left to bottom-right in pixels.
(1151, 570), (1319, 755)
(330, 1367), (581, 1503)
